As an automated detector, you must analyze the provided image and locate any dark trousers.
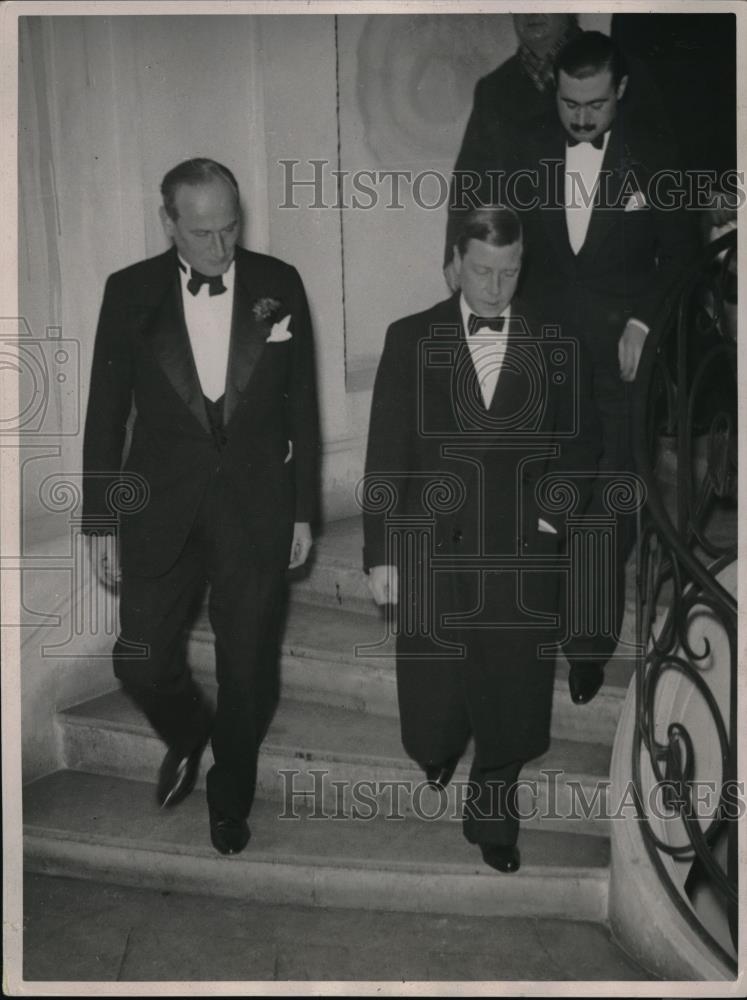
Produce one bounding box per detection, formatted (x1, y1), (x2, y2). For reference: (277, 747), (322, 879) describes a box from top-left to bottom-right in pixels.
(396, 569), (559, 848)
(113, 476), (288, 820)
(463, 758), (523, 847)
(563, 365), (638, 667)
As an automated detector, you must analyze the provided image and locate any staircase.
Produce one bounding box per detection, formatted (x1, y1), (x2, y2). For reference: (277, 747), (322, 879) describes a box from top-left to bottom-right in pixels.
(24, 516), (646, 965)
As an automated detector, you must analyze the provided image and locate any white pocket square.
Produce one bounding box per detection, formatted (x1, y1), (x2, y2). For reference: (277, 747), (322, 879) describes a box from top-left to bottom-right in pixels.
(267, 315), (292, 342)
(538, 518), (558, 535)
(623, 191), (648, 212)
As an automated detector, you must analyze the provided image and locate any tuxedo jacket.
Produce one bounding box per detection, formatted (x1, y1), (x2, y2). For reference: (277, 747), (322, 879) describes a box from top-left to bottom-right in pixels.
(363, 293), (601, 764)
(363, 293), (601, 578)
(82, 245), (320, 578)
(444, 55), (677, 269)
(521, 114), (698, 373)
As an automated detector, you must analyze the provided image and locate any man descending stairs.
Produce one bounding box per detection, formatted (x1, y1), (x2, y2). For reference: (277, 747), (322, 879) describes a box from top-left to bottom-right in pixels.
(23, 516), (651, 980)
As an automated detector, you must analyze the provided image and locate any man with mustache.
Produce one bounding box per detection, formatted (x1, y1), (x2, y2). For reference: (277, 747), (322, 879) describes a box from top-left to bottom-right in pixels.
(522, 31), (697, 701)
(444, 13), (579, 289)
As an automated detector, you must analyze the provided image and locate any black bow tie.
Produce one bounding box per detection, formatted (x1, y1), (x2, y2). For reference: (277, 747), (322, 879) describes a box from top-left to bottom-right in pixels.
(468, 314), (505, 335)
(567, 132), (606, 150)
(178, 259), (227, 296)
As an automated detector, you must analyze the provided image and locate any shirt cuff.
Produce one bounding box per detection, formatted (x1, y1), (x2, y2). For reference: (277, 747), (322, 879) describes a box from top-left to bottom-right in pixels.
(627, 318), (649, 335)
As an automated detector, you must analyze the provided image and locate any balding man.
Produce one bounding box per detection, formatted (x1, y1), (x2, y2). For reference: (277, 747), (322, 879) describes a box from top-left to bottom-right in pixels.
(83, 158), (319, 855)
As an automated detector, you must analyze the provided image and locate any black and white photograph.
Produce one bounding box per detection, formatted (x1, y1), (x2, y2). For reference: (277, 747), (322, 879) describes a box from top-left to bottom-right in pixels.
(1, 0), (743, 993)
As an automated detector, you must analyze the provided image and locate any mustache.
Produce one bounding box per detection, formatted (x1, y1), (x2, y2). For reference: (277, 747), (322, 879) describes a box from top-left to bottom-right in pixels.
(571, 126), (596, 134)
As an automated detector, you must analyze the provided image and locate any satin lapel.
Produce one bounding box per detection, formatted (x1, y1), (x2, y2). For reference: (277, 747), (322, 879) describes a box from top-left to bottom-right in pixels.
(575, 123), (627, 263)
(149, 271), (210, 434)
(223, 259), (268, 426)
(420, 294), (466, 408)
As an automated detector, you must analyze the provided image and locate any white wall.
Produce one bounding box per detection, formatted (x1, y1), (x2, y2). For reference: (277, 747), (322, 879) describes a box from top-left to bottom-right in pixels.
(18, 11), (613, 536)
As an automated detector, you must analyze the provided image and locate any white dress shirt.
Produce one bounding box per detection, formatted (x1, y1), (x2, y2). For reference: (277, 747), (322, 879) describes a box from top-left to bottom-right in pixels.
(179, 256), (235, 402)
(564, 134), (649, 336)
(459, 294), (510, 410)
(564, 131), (610, 255)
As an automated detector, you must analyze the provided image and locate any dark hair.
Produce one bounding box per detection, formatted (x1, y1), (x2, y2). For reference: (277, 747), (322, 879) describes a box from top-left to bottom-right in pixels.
(554, 30), (628, 87)
(160, 158), (240, 220)
(455, 206), (523, 257)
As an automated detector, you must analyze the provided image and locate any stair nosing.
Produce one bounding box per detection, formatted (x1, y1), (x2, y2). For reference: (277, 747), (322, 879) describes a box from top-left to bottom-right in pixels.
(60, 694), (613, 780)
(188, 626), (635, 695)
(24, 823), (608, 880)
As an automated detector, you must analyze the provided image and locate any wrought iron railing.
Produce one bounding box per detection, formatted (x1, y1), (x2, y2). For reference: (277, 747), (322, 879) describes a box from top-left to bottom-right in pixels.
(631, 229), (738, 971)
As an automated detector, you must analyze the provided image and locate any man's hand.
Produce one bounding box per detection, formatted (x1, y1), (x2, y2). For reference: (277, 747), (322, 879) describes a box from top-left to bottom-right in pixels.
(368, 564), (398, 605)
(288, 522), (313, 569)
(88, 533), (120, 589)
(618, 320), (648, 382)
(443, 260), (460, 294)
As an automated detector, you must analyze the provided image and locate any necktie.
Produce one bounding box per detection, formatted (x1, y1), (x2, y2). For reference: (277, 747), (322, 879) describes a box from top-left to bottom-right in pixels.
(567, 133), (606, 150)
(178, 259), (227, 297)
(468, 314), (505, 336)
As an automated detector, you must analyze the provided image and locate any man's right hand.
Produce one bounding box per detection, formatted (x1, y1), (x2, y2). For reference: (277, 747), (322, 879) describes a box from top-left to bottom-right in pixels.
(88, 533), (121, 589)
(368, 564), (398, 605)
(443, 260), (460, 293)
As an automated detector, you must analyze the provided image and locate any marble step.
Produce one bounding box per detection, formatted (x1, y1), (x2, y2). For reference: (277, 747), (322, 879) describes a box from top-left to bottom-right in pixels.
(60, 689), (615, 836)
(24, 770), (609, 923)
(291, 516), (374, 615)
(188, 600), (635, 747)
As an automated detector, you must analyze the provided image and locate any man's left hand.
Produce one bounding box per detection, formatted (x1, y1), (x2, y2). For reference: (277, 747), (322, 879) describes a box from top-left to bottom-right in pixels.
(289, 522), (313, 569)
(618, 320), (648, 382)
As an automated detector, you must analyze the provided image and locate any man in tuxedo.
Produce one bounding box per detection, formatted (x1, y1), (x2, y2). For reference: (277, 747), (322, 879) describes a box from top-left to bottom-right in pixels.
(363, 207), (600, 873)
(522, 31), (698, 702)
(443, 13), (579, 287)
(82, 158), (319, 855)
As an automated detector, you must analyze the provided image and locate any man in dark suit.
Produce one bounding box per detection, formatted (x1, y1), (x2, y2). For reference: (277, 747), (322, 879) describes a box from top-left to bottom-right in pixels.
(82, 158), (319, 855)
(362, 207), (600, 873)
(444, 13), (580, 287)
(521, 31), (698, 701)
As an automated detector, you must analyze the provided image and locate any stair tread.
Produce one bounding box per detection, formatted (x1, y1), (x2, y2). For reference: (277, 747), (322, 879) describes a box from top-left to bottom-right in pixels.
(62, 688), (613, 778)
(193, 597), (637, 692)
(22, 870), (652, 982)
(312, 515), (366, 563)
(24, 770), (610, 874)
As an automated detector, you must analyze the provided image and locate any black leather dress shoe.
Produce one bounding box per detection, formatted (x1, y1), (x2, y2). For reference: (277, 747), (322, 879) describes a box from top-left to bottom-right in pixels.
(209, 808), (251, 855)
(479, 843), (521, 873)
(424, 754), (460, 791)
(156, 741), (206, 808)
(568, 663), (605, 705)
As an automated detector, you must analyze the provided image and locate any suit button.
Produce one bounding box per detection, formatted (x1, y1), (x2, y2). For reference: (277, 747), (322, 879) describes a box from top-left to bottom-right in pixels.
(219, 433), (228, 446)
(452, 529), (462, 544)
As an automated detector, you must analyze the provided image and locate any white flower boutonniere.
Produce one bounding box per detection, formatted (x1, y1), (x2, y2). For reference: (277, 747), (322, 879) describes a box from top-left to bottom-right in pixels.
(252, 296), (282, 323)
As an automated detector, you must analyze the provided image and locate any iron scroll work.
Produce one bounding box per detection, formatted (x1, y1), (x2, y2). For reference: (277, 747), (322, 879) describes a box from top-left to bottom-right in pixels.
(631, 229), (738, 969)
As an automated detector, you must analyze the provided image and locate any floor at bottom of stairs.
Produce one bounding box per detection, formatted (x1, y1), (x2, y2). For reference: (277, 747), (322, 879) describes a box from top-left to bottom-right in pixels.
(22, 872), (654, 983)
